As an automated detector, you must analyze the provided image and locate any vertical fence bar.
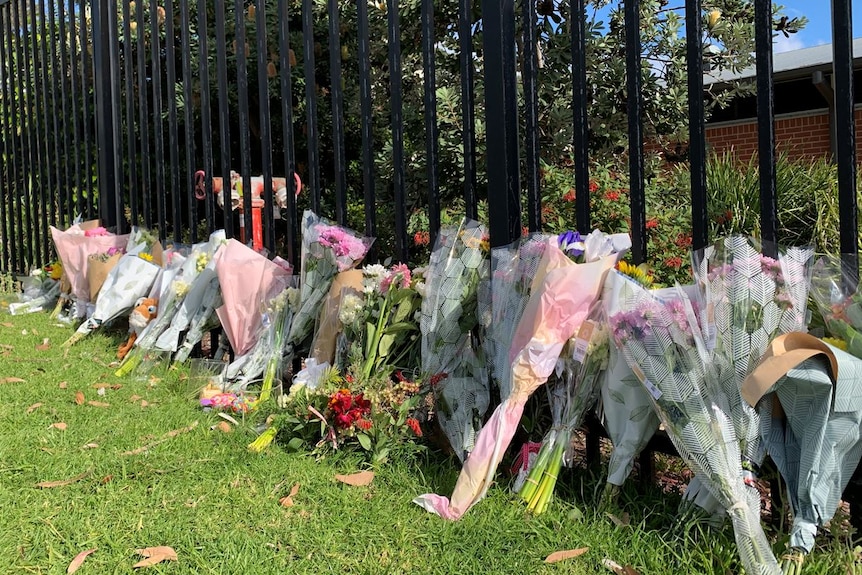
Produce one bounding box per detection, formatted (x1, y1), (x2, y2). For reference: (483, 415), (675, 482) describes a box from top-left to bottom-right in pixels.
(122, 0), (138, 226)
(151, 0), (166, 238)
(278, 0), (297, 266)
(522, 0), (540, 233)
(93, 0), (119, 229)
(624, 0), (646, 264)
(686, 0), (708, 251)
(0, 7), (9, 270)
(198, 0), (215, 234)
(421, 0), (439, 243)
(387, 0), (407, 262)
(10, 2), (23, 271)
(483, 0), (520, 247)
(136, 0), (152, 227)
(180, 0), (196, 242)
(459, 0), (477, 221)
(81, 0), (94, 218)
(29, 0), (47, 264)
(356, 0), (375, 246)
(18, 0), (36, 266)
(754, 0), (777, 248)
(301, 0), (320, 213)
(832, 0), (858, 287)
(571, 0), (590, 233)
(42, 0), (61, 230)
(165, 0), (181, 241)
(254, 0), (275, 251)
(108, 0), (123, 230)
(235, 0), (253, 244)
(327, 0), (347, 225)
(50, 0), (68, 228)
(215, 0), (234, 238)
(67, 0), (82, 218)
(58, 0), (73, 225)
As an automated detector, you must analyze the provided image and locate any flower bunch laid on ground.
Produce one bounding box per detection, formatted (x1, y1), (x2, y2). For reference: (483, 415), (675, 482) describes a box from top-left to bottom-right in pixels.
(810, 255), (862, 358)
(8, 262), (62, 315)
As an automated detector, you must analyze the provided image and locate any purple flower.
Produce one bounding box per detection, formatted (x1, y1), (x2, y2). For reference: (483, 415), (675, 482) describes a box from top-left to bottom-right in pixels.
(558, 230), (585, 258)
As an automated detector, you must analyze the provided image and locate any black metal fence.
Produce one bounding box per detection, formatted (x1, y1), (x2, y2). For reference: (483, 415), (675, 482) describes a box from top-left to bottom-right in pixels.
(0, 0), (857, 281)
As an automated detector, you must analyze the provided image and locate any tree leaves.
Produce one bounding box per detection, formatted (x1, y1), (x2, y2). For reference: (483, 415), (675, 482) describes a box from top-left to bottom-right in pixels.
(544, 547), (589, 563)
(335, 471), (375, 486)
(67, 548), (96, 573)
(133, 546), (177, 568)
(36, 470), (91, 488)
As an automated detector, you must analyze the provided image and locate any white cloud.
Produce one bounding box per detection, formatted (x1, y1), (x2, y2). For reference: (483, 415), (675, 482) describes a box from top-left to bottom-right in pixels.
(773, 33), (807, 54)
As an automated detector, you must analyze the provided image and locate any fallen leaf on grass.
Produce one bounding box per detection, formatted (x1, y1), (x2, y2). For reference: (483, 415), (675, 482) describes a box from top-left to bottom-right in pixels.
(129, 395), (142, 402)
(74, 391), (85, 405)
(122, 421), (199, 456)
(82, 443), (99, 449)
(602, 558), (641, 575)
(334, 471), (375, 486)
(139, 400), (150, 408)
(59, 381), (68, 389)
(278, 483), (301, 507)
(1, 321), (14, 327)
(545, 548), (589, 563)
(213, 421), (231, 433)
(133, 546), (177, 568)
(87, 401), (110, 408)
(26, 403), (43, 414)
(1, 377), (25, 384)
(50, 422), (67, 431)
(111, 384), (122, 390)
(91, 383), (108, 389)
(67, 548), (97, 573)
(101, 475), (113, 484)
(36, 469), (91, 488)
(35, 338), (51, 351)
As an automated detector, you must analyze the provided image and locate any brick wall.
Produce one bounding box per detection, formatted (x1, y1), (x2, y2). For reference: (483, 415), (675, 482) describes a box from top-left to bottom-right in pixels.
(704, 108), (862, 163)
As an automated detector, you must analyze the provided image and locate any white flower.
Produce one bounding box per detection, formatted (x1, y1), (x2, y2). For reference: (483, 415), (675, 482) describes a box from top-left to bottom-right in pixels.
(174, 280), (190, 298)
(338, 293), (364, 325)
(363, 264), (388, 292)
(415, 280), (427, 298)
(285, 287), (300, 311)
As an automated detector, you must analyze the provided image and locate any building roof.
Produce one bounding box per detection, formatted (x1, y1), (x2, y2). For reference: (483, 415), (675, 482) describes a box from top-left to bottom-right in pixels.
(706, 37), (862, 85)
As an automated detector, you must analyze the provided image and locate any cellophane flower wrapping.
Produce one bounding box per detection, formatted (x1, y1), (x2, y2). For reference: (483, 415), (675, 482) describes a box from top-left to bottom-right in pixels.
(419, 219), (490, 462)
(415, 231), (627, 520)
(519, 304), (609, 513)
(287, 210), (373, 353)
(65, 228), (162, 345)
(689, 237), (813, 509)
(173, 276), (223, 364)
(153, 231), (227, 353)
(809, 254), (862, 356)
(9, 268), (61, 315)
(50, 223), (130, 317)
(605, 269), (780, 575)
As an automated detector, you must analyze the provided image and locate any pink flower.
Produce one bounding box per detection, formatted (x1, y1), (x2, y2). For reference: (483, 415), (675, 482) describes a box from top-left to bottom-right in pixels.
(84, 227), (109, 237)
(315, 225), (369, 271)
(380, 263), (411, 294)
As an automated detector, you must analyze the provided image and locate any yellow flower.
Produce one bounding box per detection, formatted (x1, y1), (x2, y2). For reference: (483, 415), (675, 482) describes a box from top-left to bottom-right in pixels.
(617, 261), (654, 288)
(822, 336), (848, 351)
(139, 252), (154, 262)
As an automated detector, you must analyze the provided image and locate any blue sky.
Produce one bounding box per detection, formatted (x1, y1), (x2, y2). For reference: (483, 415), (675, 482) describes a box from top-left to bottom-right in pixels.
(773, 2), (862, 53)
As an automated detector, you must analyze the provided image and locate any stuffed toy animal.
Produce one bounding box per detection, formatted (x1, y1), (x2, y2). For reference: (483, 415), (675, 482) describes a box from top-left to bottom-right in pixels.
(117, 297), (158, 360)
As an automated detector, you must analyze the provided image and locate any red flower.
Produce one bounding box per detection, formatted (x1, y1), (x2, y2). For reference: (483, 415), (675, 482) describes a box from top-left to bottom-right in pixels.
(589, 180), (599, 193)
(604, 191), (620, 202)
(645, 218), (659, 230)
(406, 418), (422, 437)
(413, 230), (430, 246)
(356, 418), (373, 431)
(345, 374), (354, 383)
(664, 256), (683, 269)
(521, 226), (529, 237)
(353, 393), (371, 411)
(562, 189), (576, 202)
(335, 413), (354, 429)
(675, 234), (692, 248)
(429, 372), (448, 387)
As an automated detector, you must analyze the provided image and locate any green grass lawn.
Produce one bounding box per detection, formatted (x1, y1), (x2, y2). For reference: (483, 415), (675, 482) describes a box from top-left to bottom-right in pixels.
(0, 310), (859, 574)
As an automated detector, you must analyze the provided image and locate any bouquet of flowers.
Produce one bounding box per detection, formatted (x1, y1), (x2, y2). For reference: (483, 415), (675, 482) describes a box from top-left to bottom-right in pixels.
(686, 237), (813, 512)
(419, 219), (490, 461)
(605, 267), (781, 575)
(9, 263), (62, 315)
(172, 275), (223, 364)
(286, 211), (373, 353)
(415, 229), (628, 520)
(50, 221), (130, 318)
(64, 227), (162, 346)
(519, 304), (609, 514)
(809, 255), (862, 357)
(86, 246), (125, 301)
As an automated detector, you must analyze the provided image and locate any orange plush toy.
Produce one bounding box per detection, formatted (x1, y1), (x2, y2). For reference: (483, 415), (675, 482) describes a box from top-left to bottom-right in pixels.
(117, 297), (158, 360)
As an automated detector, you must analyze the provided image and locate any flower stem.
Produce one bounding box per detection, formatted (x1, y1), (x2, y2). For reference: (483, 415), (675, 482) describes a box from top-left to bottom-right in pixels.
(248, 426), (278, 453)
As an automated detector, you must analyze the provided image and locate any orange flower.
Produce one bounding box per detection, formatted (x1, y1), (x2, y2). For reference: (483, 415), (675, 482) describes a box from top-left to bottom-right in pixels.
(356, 418), (373, 431)
(406, 418), (422, 437)
(645, 218), (659, 230)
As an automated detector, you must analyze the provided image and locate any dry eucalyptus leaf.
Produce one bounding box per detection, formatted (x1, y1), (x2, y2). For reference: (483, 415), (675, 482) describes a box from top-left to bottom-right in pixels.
(545, 548), (589, 563)
(66, 547), (97, 574)
(26, 403), (43, 414)
(59, 381), (68, 389)
(74, 391), (85, 405)
(622, 567), (642, 575)
(133, 546), (178, 568)
(87, 401), (110, 408)
(50, 422), (68, 431)
(334, 471), (375, 486)
(129, 395), (142, 402)
(35, 338), (51, 351)
(111, 384), (122, 390)
(1, 321), (14, 327)
(279, 483), (301, 507)
(82, 443), (99, 450)
(91, 383), (108, 389)
(1, 377), (25, 384)
(602, 558), (640, 575)
(139, 400), (149, 408)
(36, 470), (91, 488)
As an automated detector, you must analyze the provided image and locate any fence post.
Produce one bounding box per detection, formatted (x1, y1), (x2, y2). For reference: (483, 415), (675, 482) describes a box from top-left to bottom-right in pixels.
(483, 0), (520, 248)
(92, 0), (118, 228)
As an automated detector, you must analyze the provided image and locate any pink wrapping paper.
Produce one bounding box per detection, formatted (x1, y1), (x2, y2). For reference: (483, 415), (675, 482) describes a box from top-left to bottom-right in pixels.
(214, 239), (292, 356)
(50, 225), (129, 306)
(415, 239), (618, 519)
